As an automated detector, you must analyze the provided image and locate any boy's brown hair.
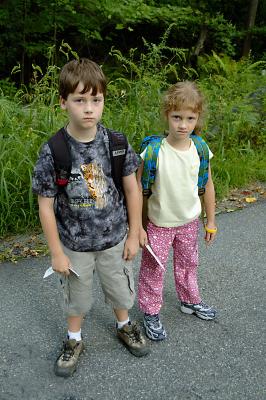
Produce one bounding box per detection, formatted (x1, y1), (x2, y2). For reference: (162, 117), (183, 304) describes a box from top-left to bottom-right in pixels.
(59, 58), (107, 100)
(162, 81), (206, 134)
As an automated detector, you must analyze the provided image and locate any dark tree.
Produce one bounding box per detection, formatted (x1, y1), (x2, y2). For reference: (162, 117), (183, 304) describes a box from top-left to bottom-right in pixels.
(242, 0), (259, 57)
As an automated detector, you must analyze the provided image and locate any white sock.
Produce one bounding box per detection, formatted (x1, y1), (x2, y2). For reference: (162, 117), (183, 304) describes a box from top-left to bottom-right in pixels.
(116, 318), (130, 329)
(68, 329), (82, 341)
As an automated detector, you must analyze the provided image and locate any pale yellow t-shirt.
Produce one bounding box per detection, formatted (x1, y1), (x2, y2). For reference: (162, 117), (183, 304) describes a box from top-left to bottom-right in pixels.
(142, 138), (212, 227)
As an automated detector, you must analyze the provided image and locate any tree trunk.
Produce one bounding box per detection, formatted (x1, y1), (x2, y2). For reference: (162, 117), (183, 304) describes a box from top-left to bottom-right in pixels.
(242, 0), (259, 57)
(194, 25), (208, 56)
(189, 24), (208, 69)
(21, 0), (28, 84)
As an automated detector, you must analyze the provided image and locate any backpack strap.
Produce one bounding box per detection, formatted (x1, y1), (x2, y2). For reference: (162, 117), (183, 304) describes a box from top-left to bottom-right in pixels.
(190, 134), (209, 196)
(48, 128), (71, 187)
(140, 135), (164, 196)
(140, 133), (209, 197)
(48, 127), (128, 192)
(107, 129), (128, 191)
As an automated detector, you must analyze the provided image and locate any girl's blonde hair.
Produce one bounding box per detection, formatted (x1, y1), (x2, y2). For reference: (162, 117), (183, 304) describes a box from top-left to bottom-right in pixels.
(162, 81), (206, 134)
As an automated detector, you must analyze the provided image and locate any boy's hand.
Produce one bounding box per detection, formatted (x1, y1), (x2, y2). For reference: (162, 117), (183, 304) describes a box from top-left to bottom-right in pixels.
(139, 227), (148, 248)
(51, 253), (71, 275)
(123, 235), (139, 261)
(204, 223), (217, 245)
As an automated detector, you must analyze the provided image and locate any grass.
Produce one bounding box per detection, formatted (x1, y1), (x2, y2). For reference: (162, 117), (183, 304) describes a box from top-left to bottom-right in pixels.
(211, 149), (266, 199)
(0, 42), (266, 237)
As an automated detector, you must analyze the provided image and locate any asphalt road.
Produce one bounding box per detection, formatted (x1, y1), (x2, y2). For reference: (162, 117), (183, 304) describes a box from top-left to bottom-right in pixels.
(0, 201), (265, 400)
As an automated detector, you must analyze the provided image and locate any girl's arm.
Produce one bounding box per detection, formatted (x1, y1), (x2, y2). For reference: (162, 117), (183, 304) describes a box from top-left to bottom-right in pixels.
(203, 164), (217, 244)
(122, 173), (141, 260)
(38, 195), (71, 274)
(136, 161), (148, 247)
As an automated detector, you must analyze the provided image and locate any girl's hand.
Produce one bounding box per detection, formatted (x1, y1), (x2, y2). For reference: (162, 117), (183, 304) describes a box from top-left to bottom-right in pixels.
(139, 227), (148, 248)
(51, 253), (71, 276)
(204, 224), (217, 245)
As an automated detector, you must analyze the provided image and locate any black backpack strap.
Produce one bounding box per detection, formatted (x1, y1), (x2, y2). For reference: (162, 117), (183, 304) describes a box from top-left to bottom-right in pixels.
(107, 129), (128, 191)
(47, 128), (72, 187)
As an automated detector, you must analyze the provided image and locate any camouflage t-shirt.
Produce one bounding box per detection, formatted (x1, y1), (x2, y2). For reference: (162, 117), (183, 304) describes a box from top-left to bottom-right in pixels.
(32, 124), (139, 252)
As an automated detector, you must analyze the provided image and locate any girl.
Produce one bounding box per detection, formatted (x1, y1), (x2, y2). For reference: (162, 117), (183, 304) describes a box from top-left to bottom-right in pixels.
(137, 81), (217, 341)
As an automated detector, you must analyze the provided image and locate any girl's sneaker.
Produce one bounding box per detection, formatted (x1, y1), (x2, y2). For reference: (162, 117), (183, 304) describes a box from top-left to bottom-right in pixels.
(143, 313), (167, 341)
(180, 301), (217, 320)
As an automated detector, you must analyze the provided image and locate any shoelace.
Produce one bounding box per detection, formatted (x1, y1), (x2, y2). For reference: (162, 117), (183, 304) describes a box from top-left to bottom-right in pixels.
(199, 301), (211, 310)
(61, 343), (75, 361)
(127, 323), (142, 343)
(146, 315), (161, 329)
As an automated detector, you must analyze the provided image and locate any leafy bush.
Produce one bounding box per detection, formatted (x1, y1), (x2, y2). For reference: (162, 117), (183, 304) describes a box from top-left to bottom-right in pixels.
(198, 53), (266, 149)
(1, 43), (266, 236)
(103, 26), (189, 145)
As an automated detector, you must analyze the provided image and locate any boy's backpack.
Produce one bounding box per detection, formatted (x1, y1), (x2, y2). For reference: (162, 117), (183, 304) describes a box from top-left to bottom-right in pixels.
(47, 127), (128, 192)
(140, 133), (209, 197)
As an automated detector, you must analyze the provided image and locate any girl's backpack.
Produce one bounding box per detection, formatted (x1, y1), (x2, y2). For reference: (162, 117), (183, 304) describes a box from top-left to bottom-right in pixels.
(139, 133), (210, 228)
(140, 133), (210, 197)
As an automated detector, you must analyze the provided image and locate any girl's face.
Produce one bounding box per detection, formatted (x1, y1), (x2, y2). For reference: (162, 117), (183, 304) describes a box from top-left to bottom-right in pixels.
(167, 108), (199, 142)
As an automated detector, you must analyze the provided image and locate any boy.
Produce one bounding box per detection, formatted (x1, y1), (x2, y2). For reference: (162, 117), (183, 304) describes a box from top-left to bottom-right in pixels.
(32, 58), (149, 378)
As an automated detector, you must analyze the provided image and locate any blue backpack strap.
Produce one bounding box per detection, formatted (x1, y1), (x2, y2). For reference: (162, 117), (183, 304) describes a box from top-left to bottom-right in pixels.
(190, 133), (209, 195)
(140, 135), (164, 196)
(140, 133), (209, 197)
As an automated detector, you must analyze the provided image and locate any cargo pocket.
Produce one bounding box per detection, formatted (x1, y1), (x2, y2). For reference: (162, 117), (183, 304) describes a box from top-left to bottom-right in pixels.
(59, 275), (70, 308)
(123, 265), (135, 295)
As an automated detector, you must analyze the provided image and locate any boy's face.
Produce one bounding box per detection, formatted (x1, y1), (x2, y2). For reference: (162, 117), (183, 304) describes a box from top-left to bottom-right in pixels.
(167, 108), (199, 141)
(60, 82), (104, 137)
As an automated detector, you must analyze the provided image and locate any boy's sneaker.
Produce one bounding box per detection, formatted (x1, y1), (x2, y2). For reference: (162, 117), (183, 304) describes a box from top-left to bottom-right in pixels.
(117, 321), (150, 357)
(54, 338), (85, 377)
(143, 313), (167, 341)
(180, 301), (217, 320)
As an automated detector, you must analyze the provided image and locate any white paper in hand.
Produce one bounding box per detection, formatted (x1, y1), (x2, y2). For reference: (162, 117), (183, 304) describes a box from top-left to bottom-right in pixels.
(43, 266), (80, 278)
(43, 266), (54, 279)
(145, 244), (164, 270)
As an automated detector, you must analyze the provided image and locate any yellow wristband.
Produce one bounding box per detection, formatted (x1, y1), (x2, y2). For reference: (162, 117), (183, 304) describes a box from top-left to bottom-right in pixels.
(205, 226), (217, 234)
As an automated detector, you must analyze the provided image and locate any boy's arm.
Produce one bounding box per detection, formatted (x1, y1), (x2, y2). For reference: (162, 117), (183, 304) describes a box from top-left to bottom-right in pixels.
(136, 161), (148, 247)
(203, 164), (217, 245)
(122, 173), (141, 260)
(38, 195), (71, 275)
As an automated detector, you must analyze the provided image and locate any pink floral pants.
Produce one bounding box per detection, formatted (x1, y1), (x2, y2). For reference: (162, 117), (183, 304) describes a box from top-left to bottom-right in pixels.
(138, 219), (201, 315)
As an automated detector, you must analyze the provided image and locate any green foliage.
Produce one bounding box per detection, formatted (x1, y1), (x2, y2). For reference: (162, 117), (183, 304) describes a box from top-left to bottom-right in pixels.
(0, 78), (17, 98)
(198, 53), (266, 149)
(0, 91), (64, 236)
(0, 44), (68, 235)
(212, 149), (266, 200)
(0, 97), (36, 234)
(195, 52), (266, 198)
(3, 0), (265, 84)
(104, 27), (190, 144)
(0, 41), (266, 237)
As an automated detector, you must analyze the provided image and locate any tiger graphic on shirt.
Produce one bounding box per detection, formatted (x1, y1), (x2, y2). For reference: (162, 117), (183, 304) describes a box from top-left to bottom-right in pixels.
(80, 163), (107, 209)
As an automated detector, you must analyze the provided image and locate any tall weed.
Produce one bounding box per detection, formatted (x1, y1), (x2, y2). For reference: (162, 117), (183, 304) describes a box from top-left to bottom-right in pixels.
(0, 43), (266, 237)
(212, 148), (266, 199)
(104, 26), (190, 146)
(198, 53), (266, 148)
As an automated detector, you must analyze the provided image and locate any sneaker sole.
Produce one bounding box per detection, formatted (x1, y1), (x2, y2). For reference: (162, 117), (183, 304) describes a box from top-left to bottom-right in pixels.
(180, 306), (216, 321)
(54, 364), (77, 378)
(143, 320), (167, 341)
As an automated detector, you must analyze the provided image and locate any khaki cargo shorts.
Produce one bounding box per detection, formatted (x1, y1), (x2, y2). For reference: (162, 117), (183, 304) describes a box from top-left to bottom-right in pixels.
(60, 236), (135, 317)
